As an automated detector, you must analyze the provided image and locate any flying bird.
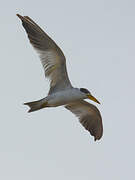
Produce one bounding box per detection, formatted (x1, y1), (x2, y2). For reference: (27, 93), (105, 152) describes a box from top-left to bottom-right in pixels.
(17, 14), (103, 141)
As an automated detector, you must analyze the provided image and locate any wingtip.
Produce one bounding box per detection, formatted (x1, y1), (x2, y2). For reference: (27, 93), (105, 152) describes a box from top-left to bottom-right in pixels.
(94, 137), (98, 141)
(94, 135), (102, 141)
(16, 14), (24, 20)
(16, 13), (21, 17)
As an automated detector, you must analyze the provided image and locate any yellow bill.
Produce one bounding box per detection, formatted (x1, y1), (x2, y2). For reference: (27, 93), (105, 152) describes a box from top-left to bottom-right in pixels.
(87, 94), (100, 104)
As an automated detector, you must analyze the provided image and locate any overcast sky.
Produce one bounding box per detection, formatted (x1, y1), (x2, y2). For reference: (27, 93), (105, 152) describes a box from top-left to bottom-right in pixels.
(0, 0), (135, 179)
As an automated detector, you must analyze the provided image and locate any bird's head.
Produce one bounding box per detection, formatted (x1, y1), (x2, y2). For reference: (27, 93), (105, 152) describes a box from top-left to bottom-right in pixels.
(80, 88), (100, 104)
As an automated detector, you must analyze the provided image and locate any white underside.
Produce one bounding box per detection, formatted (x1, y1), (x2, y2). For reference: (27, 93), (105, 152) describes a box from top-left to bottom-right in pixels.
(46, 88), (86, 107)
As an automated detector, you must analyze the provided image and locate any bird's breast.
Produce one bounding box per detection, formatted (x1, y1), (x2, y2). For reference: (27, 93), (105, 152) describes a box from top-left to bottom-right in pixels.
(47, 89), (84, 107)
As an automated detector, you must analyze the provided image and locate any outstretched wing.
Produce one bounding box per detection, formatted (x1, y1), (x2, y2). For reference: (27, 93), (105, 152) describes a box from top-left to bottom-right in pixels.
(65, 100), (103, 141)
(17, 14), (72, 94)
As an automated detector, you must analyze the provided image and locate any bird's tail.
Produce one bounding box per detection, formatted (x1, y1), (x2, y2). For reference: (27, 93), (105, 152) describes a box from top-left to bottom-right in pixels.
(24, 98), (48, 113)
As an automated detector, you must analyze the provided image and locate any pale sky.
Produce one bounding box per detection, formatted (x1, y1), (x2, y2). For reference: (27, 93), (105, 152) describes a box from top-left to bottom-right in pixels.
(1, 0), (135, 179)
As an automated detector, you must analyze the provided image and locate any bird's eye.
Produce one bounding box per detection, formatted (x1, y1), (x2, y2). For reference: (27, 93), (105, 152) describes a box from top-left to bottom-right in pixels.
(80, 88), (90, 94)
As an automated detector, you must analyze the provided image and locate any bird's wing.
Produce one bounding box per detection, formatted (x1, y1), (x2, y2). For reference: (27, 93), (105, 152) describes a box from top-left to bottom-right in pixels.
(17, 14), (72, 94)
(65, 100), (103, 141)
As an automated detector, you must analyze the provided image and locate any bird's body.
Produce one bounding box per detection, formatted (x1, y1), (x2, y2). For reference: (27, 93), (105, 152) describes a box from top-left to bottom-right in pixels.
(24, 88), (88, 112)
(17, 14), (103, 141)
(47, 88), (86, 107)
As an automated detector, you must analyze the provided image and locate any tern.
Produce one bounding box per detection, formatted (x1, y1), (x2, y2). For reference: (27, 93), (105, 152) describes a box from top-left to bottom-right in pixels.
(17, 14), (103, 141)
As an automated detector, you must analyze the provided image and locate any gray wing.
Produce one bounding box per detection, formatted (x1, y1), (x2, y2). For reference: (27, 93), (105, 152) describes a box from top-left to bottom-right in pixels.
(65, 100), (103, 141)
(17, 14), (72, 94)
